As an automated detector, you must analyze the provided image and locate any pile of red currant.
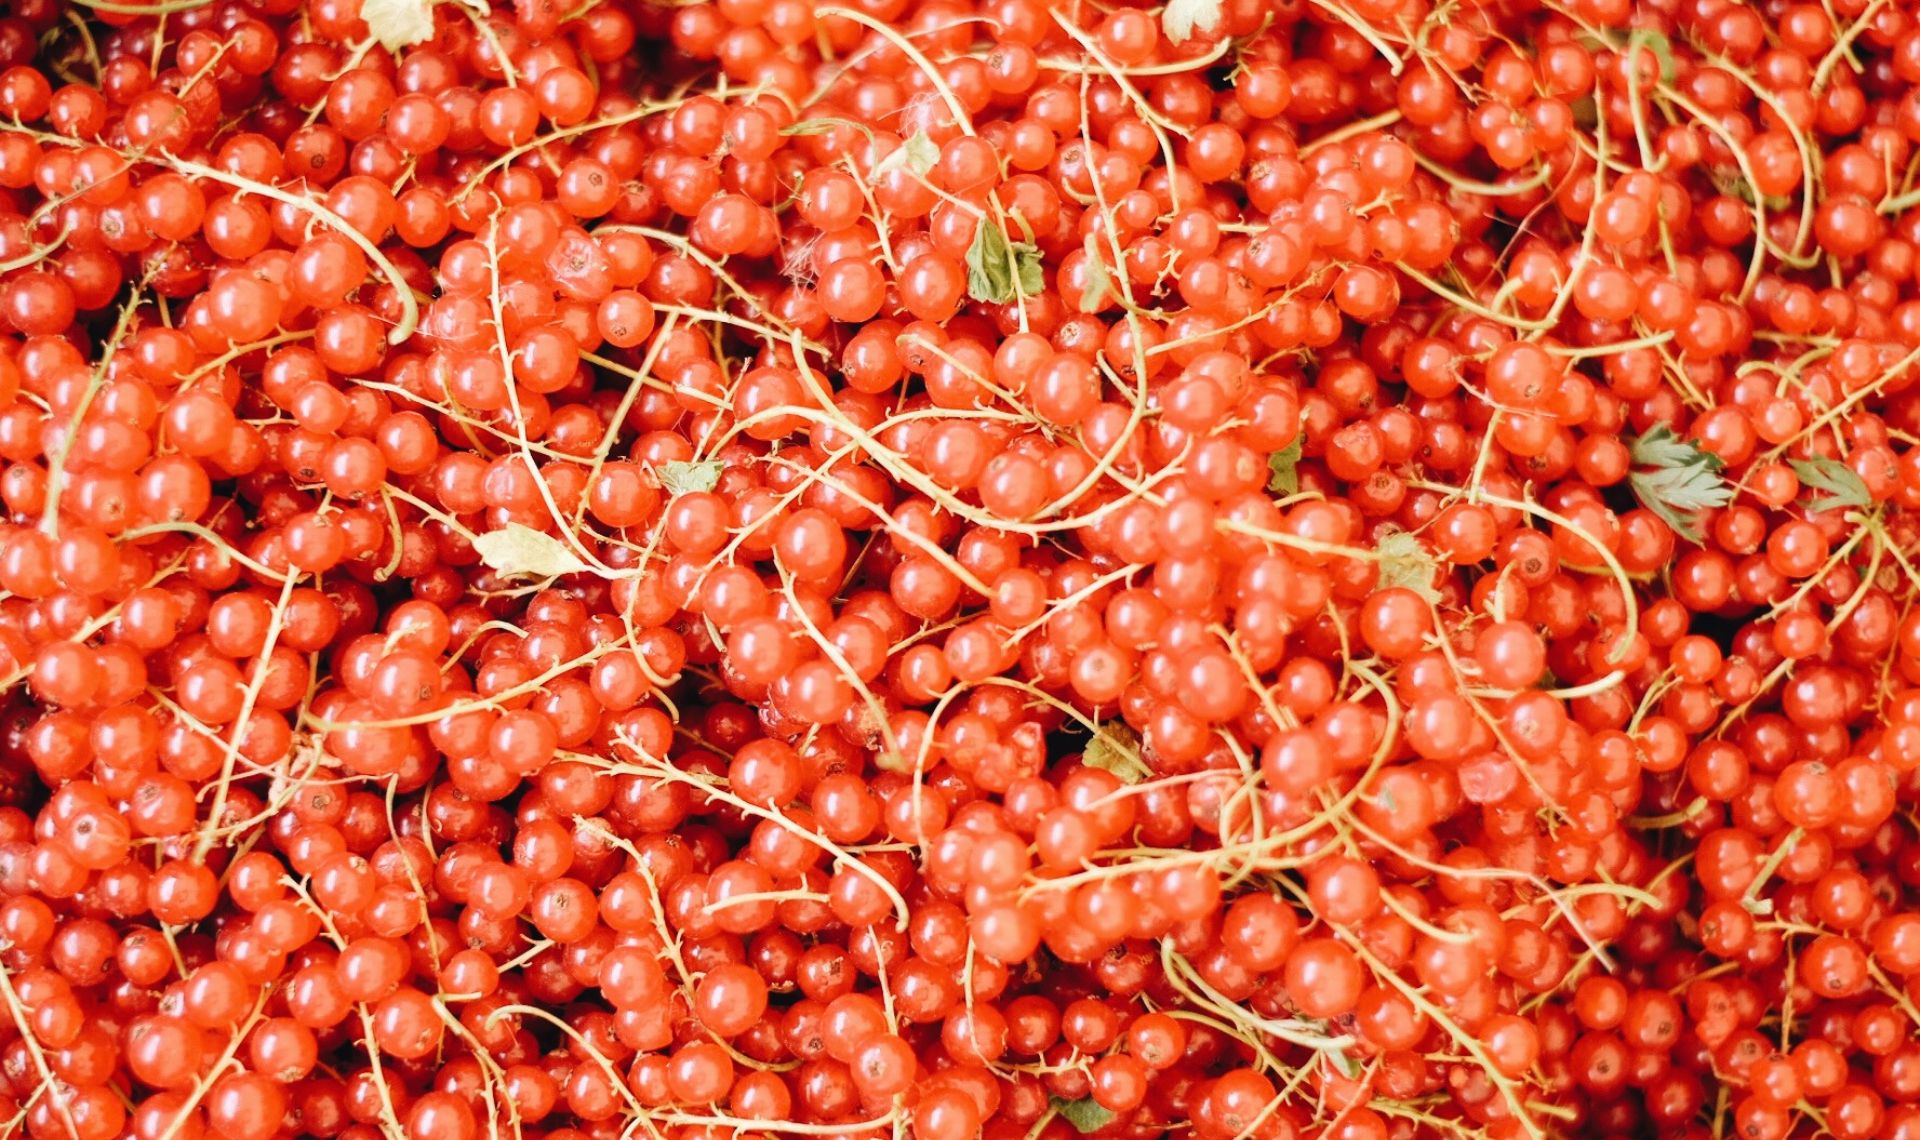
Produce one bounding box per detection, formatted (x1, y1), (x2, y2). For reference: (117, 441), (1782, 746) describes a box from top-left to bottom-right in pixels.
(3, 0), (1920, 1136)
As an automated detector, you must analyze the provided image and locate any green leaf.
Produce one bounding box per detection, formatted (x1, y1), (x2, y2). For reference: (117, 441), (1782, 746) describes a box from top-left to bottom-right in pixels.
(1014, 242), (1044, 298)
(1627, 426), (1732, 543)
(361, 0), (436, 51)
(1629, 424), (1715, 470)
(1790, 456), (1872, 514)
(1375, 530), (1441, 603)
(471, 524), (591, 581)
(1710, 166), (1791, 211)
(658, 460), (723, 495)
(1266, 437), (1302, 495)
(1576, 29), (1677, 85)
(1629, 465), (1732, 542)
(967, 218), (1015, 303)
(1325, 1046), (1362, 1080)
(966, 217), (1042, 305)
(871, 130), (938, 178)
(1161, 0), (1224, 44)
(1082, 722), (1150, 784)
(1079, 234), (1113, 313)
(900, 131), (940, 176)
(1051, 1096), (1116, 1134)
(1632, 30), (1678, 84)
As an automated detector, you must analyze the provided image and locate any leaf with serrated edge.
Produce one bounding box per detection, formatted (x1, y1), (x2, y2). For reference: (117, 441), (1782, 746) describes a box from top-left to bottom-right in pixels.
(1083, 723), (1150, 784)
(1375, 530), (1441, 603)
(1629, 424), (1718, 470)
(901, 131), (940, 175)
(361, 0), (435, 52)
(1013, 242), (1043, 299)
(1629, 466), (1730, 542)
(872, 130), (938, 178)
(1634, 30), (1678, 83)
(1789, 457), (1871, 513)
(658, 460), (723, 495)
(966, 218), (1016, 304)
(1079, 235), (1113, 312)
(472, 524), (591, 581)
(1267, 438), (1302, 494)
(1626, 428), (1730, 543)
(1051, 1097), (1116, 1135)
(1161, 0), (1224, 44)
(1326, 1047), (1362, 1079)
(1631, 466), (1732, 513)
(1712, 167), (1791, 211)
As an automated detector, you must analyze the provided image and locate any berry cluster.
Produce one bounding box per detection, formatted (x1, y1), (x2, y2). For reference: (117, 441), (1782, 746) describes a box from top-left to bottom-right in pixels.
(2, 0), (1920, 1138)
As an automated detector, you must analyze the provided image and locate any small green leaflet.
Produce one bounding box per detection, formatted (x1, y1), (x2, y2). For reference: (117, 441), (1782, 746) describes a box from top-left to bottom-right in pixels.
(1266, 437), (1302, 495)
(1711, 166), (1791, 212)
(1579, 29), (1676, 85)
(1161, 0), (1224, 44)
(871, 131), (939, 179)
(361, 0), (435, 51)
(1079, 234), (1114, 313)
(1375, 530), (1441, 603)
(1627, 425), (1731, 543)
(1083, 722), (1150, 784)
(658, 460), (723, 495)
(1631, 30), (1678, 84)
(1628, 423), (1705, 468)
(471, 524), (591, 581)
(966, 217), (1043, 305)
(1790, 456), (1872, 513)
(1051, 1096), (1116, 1134)
(1284, 1016), (1363, 1078)
(1012, 245), (1044, 297)
(1324, 1045), (1362, 1079)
